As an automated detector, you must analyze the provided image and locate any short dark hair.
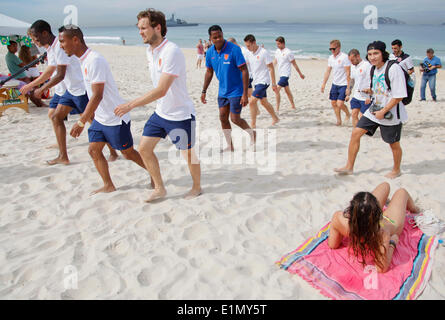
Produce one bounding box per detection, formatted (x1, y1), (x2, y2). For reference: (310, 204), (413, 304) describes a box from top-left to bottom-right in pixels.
(30, 19), (52, 35)
(244, 34), (256, 43)
(137, 8), (167, 37)
(427, 48), (434, 54)
(58, 25), (85, 43)
(348, 49), (360, 56)
(208, 25), (222, 36)
(391, 39), (402, 46)
(275, 36), (285, 43)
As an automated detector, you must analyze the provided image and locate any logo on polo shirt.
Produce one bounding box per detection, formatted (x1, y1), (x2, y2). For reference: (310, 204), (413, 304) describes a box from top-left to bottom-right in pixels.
(257, 56), (260, 60)
(360, 69), (363, 73)
(159, 58), (162, 67)
(84, 68), (87, 76)
(224, 54), (229, 60)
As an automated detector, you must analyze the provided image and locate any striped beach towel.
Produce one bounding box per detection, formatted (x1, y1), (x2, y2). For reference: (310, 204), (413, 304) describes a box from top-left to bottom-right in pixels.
(276, 216), (438, 300)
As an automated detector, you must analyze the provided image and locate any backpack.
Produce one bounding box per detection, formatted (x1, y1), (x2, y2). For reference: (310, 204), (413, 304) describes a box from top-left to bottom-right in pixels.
(370, 60), (414, 119)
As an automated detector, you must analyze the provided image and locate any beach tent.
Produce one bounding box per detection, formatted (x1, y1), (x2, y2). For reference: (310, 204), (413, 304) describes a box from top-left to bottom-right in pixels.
(0, 13), (31, 36)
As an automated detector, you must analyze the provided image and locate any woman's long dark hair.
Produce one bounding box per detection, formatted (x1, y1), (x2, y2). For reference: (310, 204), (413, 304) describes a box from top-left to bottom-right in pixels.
(343, 192), (385, 270)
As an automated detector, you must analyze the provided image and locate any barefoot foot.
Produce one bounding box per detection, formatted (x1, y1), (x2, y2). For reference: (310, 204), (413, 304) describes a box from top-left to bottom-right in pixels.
(90, 185), (116, 195)
(145, 188), (167, 203)
(334, 167), (353, 175)
(385, 170), (401, 179)
(46, 157), (70, 166)
(184, 188), (202, 200)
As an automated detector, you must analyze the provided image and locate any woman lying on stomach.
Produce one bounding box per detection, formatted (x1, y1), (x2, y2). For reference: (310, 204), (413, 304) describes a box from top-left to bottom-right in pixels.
(328, 182), (420, 273)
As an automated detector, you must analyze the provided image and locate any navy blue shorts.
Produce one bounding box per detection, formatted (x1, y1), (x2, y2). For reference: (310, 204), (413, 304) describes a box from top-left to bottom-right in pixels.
(252, 84), (269, 99)
(278, 76), (289, 87)
(329, 84), (347, 101)
(88, 120), (133, 151)
(49, 93), (62, 109)
(248, 78), (253, 89)
(218, 96), (242, 114)
(59, 91), (89, 115)
(350, 98), (371, 114)
(143, 112), (196, 150)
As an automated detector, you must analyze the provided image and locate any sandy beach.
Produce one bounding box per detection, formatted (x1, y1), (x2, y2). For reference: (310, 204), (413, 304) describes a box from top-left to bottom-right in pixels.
(0, 44), (444, 299)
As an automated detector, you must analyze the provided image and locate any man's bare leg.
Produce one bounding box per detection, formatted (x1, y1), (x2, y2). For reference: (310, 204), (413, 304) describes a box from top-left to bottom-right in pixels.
(331, 100), (342, 126)
(230, 112), (256, 147)
(181, 148), (202, 200)
(46, 108), (59, 149)
(249, 98), (259, 129)
(120, 146), (155, 188)
(337, 100), (350, 123)
(88, 142), (116, 195)
(47, 105), (72, 165)
(107, 144), (119, 162)
(219, 106), (234, 152)
(386, 142), (402, 179)
(334, 127), (367, 174)
(138, 136), (167, 202)
(260, 98), (280, 126)
(275, 86), (282, 113)
(351, 109), (360, 128)
(284, 86), (296, 109)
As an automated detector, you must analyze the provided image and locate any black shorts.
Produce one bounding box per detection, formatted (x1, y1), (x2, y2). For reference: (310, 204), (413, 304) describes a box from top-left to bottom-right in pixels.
(357, 116), (402, 144)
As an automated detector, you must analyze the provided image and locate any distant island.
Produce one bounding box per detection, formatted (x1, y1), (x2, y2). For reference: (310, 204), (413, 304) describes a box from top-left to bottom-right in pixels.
(378, 17), (406, 25)
(442, 22), (445, 26)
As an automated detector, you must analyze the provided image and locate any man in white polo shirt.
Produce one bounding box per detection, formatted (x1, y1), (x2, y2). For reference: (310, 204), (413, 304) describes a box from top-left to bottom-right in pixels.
(58, 25), (150, 195)
(346, 49), (372, 128)
(21, 20), (118, 165)
(244, 34), (279, 129)
(321, 39), (351, 126)
(114, 9), (202, 202)
(274, 36), (305, 112)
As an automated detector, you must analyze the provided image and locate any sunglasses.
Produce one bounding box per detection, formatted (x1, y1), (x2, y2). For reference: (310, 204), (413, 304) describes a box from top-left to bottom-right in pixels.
(329, 47), (338, 51)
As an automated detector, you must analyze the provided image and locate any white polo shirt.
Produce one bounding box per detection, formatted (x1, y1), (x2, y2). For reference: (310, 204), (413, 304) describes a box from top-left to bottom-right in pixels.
(146, 38), (195, 121)
(46, 36), (66, 96)
(246, 46), (274, 86)
(328, 52), (351, 86)
(47, 36), (86, 96)
(389, 53), (414, 72)
(275, 47), (295, 78)
(79, 48), (130, 126)
(240, 46), (252, 76)
(351, 60), (372, 101)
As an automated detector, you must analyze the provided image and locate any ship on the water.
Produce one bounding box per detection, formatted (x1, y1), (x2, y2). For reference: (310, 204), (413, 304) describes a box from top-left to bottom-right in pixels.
(166, 14), (198, 27)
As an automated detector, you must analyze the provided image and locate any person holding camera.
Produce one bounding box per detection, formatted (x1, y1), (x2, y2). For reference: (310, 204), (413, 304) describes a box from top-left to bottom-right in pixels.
(420, 48), (442, 102)
(334, 41), (408, 179)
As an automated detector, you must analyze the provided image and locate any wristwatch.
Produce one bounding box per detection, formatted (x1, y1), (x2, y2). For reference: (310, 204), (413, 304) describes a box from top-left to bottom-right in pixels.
(389, 239), (397, 249)
(77, 120), (85, 128)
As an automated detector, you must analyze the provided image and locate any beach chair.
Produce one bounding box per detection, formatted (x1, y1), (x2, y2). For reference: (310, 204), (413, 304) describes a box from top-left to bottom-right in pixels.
(0, 80), (29, 115)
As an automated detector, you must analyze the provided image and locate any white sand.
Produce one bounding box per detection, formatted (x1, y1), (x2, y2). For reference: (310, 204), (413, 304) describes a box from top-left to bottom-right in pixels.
(0, 44), (444, 299)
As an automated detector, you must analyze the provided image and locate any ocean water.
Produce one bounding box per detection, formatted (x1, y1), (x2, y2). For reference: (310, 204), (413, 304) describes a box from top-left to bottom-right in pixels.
(83, 23), (445, 64)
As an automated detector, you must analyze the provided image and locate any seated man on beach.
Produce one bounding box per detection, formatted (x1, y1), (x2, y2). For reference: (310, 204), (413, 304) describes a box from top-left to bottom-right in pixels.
(244, 34), (280, 128)
(58, 25), (152, 195)
(334, 41), (408, 179)
(328, 182), (420, 273)
(115, 8), (201, 202)
(273, 36), (305, 112)
(202, 28), (254, 152)
(346, 49), (372, 128)
(5, 40), (45, 107)
(420, 48), (442, 102)
(321, 39), (351, 126)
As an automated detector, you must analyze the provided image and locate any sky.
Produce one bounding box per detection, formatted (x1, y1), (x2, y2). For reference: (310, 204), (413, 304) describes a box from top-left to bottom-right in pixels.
(1, 0), (445, 27)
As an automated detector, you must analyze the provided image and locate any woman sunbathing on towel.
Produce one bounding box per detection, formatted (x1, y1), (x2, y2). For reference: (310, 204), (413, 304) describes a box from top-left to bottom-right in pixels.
(328, 182), (421, 273)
